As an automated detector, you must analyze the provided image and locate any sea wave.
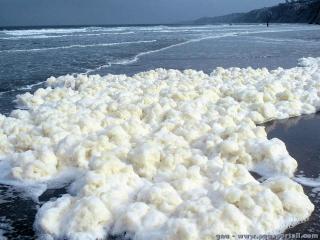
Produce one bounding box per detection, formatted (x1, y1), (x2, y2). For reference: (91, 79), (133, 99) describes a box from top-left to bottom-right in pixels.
(0, 81), (46, 96)
(85, 33), (238, 73)
(0, 31), (135, 40)
(85, 27), (317, 74)
(251, 36), (320, 44)
(2, 28), (90, 36)
(0, 40), (156, 53)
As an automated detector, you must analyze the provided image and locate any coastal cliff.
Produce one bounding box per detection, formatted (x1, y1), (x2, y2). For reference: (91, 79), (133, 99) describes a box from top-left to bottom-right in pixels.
(194, 0), (320, 24)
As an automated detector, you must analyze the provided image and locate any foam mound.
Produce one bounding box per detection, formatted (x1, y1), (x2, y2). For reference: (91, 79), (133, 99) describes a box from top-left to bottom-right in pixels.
(1, 57), (320, 239)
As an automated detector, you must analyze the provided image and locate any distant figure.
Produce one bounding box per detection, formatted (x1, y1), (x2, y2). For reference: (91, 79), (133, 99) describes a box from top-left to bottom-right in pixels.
(266, 10), (272, 27)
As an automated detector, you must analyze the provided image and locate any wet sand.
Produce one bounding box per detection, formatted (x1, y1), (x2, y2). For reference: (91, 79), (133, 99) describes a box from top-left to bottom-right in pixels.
(266, 113), (320, 236)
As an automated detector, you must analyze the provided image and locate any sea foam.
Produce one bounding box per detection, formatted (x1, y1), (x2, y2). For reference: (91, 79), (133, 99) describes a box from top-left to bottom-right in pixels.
(1, 57), (320, 239)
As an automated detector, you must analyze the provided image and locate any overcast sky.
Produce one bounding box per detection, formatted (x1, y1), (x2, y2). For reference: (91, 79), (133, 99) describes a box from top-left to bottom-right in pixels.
(0, 0), (283, 27)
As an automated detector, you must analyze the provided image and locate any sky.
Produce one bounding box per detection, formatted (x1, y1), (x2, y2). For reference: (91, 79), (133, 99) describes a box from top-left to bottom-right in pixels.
(0, 0), (284, 27)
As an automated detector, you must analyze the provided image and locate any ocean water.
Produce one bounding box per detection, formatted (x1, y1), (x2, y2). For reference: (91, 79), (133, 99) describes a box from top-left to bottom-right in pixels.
(0, 24), (320, 239)
(1, 24), (320, 115)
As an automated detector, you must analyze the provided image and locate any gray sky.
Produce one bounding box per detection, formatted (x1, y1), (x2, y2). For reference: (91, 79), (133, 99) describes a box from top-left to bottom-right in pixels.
(0, 0), (283, 27)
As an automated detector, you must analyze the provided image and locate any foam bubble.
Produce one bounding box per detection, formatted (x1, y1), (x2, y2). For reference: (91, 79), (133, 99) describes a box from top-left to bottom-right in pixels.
(1, 57), (320, 239)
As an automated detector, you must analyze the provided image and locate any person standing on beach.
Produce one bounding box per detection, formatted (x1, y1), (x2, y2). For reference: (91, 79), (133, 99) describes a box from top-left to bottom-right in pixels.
(266, 10), (272, 27)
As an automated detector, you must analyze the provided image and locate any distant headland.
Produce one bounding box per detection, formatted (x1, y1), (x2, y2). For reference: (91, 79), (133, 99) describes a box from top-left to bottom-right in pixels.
(192, 0), (320, 25)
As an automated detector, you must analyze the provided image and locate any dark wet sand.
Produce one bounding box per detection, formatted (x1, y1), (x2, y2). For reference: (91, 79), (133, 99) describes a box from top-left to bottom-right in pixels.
(1, 113), (320, 239)
(266, 113), (320, 236)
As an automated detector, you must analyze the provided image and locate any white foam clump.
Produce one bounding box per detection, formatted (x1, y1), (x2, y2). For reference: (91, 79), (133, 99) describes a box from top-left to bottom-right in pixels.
(1, 57), (320, 239)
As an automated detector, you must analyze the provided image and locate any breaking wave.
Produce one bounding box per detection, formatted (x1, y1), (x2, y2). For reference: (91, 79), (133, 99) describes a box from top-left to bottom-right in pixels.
(0, 40), (156, 53)
(0, 31), (135, 40)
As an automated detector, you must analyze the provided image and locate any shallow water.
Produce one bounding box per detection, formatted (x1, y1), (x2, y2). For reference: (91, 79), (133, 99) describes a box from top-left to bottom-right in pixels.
(0, 24), (320, 238)
(266, 113), (320, 235)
